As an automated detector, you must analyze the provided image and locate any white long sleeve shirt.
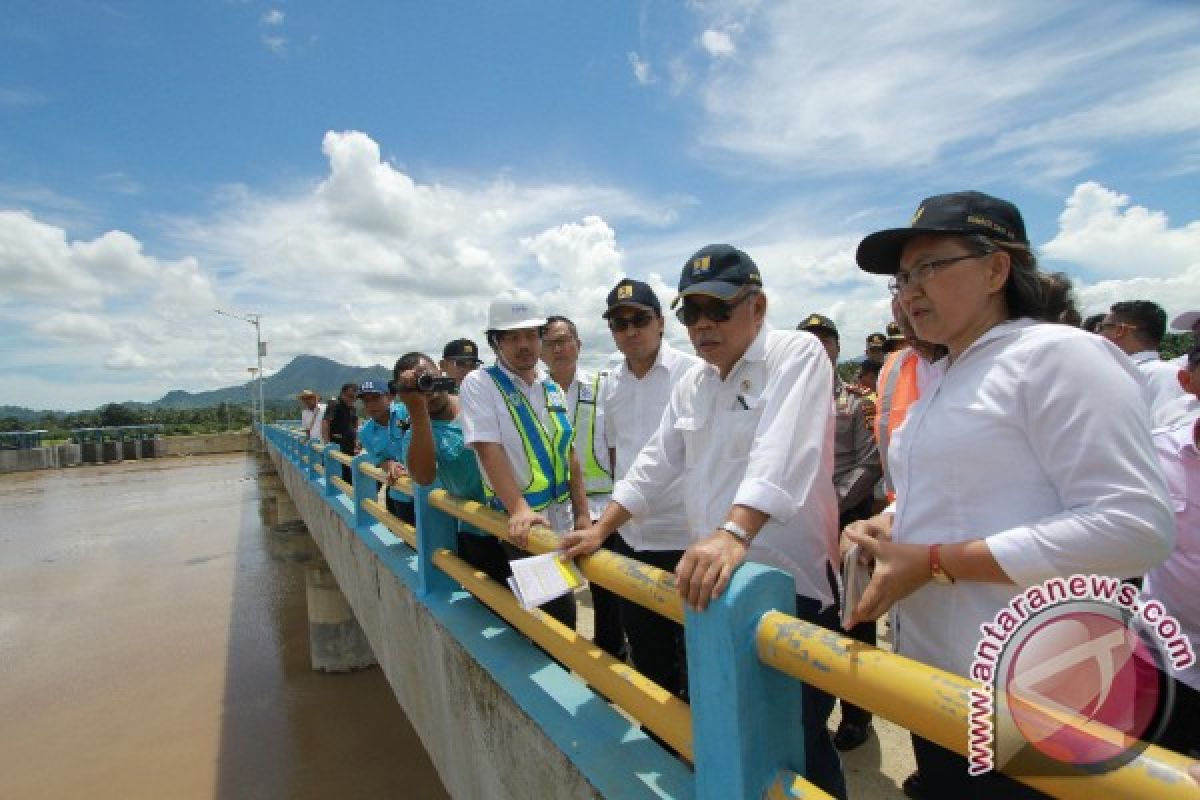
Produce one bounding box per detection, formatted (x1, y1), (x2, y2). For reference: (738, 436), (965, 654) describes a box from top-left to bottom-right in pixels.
(1143, 415), (1200, 692)
(611, 325), (840, 607)
(891, 319), (1175, 678)
(600, 340), (700, 550)
(1132, 350), (1188, 427)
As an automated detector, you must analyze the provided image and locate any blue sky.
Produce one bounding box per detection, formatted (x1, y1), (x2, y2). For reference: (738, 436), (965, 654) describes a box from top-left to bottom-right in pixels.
(3, 1), (1199, 410)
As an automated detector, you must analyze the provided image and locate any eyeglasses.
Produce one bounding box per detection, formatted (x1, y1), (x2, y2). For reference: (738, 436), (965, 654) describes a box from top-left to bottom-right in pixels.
(675, 292), (754, 326)
(608, 312), (656, 332)
(544, 336), (578, 349)
(887, 252), (991, 296)
(1096, 322), (1135, 335)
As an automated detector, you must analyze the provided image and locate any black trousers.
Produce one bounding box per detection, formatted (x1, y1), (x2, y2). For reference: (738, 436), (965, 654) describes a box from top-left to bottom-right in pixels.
(332, 436), (355, 483)
(794, 592), (849, 800)
(910, 734), (1048, 799)
(1155, 674), (1200, 757)
(615, 538), (687, 698)
(386, 494), (415, 525)
(589, 532), (631, 662)
(836, 497), (877, 727)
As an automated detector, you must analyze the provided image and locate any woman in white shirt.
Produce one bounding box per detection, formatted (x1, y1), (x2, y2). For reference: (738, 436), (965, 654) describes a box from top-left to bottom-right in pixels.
(846, 191), (1174, 798)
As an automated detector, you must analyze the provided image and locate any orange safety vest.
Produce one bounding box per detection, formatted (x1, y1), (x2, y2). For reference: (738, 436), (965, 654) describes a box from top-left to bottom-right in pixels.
(875, 348), (921, 501)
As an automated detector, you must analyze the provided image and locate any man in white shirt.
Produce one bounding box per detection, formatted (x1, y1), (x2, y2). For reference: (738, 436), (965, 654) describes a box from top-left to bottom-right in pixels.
(459, 298), (591, 628)
(298, 389), (326, 441)
(563, 246), (845, 798)
(1144, 344), (1200, 758)
(540, 313), (622, 659)
(1099, 300), (1188, 425)
(586, 279), (699, 698)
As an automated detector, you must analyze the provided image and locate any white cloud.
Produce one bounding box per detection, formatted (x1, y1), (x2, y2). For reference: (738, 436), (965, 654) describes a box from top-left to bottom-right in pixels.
(262, 35), (287, 55)
(1042, 182), (1200, 279)
(678, 1), (1200, 176)
(700, 29), (735, 58)
(32, 311), (115, 343)
(262, 9), (285, 26)
(104, 344), (151, 370)
(628, 51), (655, 85)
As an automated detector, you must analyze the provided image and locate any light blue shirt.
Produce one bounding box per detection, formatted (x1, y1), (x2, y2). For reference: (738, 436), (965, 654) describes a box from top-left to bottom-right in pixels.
(396, 413), (488, 536)
(358, 403), (411, 501)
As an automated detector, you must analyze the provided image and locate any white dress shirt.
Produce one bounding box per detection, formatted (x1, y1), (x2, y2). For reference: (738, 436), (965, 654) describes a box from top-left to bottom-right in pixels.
(890, 320), (1175, 678)
(301, 403), (326, 440)
(600, 340), (700, 551)
(612, 325), (840, 606)
(459, 361), (574, 533)
(1132, 350), (1188, 427)
(561, 368), (611, 520)
(1143, 415), (1200, 691)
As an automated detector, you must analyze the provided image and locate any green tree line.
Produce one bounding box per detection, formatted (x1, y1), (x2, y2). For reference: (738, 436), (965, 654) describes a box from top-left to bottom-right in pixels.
(0, 402), (286, 439)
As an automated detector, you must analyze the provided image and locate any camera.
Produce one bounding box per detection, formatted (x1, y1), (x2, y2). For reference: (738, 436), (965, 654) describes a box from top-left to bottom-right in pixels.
(388, 374), (457, 394)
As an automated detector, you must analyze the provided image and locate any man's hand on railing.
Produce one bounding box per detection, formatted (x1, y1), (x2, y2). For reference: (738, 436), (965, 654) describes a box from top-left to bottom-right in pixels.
(675, 529), (749, 612)
(508, 506), (549, 549)
(559, 526), (607, 560)
(382, 460), (407, 486)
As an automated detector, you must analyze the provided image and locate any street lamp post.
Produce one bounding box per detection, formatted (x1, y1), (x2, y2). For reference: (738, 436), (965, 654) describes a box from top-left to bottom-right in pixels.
(216, 309), (266, 426)
(247, 367), (259, 424)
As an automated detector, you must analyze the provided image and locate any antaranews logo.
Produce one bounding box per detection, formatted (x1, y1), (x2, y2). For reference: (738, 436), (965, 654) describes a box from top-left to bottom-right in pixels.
(968, 574), (1194, 778)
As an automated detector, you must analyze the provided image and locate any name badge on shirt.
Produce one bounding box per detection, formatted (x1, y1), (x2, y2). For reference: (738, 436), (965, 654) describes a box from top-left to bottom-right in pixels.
(579, 384), (595, 404)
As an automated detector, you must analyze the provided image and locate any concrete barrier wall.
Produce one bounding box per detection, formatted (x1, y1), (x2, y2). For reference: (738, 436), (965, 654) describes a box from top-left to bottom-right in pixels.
(0, 433), (253, 474)
(266, 443), (691, 800)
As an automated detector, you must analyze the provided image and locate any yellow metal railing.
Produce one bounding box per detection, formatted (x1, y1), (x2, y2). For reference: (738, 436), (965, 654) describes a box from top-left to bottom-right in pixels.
(756, 612), (1200, 800)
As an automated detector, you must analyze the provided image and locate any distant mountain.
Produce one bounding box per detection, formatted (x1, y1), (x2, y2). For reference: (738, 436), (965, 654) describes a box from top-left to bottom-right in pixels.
(154, 355), (391, 410)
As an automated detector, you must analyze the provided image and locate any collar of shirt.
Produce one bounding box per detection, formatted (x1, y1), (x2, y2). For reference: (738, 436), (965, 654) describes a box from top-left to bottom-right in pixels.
(1132, 350), (1161, 365)
(697, 323), (770, 382)
(1159, 415), (1200, 458)
(611, 339), (678, 383)
(932, 318), (1035, 378)
(492, 359), (548, 392)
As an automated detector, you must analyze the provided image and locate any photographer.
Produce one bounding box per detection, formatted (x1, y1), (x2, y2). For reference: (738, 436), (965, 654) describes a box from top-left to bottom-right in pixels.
(356, 380), (410, 518)
(392, 352), (509, 583)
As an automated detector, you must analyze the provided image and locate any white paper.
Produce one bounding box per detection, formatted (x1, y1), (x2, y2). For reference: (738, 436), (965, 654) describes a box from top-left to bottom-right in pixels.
(507, 552), (585, 611)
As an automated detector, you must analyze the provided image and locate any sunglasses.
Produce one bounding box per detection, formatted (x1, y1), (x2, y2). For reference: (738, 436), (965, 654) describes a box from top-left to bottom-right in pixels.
(675, 292), (754, 326)
(608, 312), (656, 332)
(448, 358), (482, 367)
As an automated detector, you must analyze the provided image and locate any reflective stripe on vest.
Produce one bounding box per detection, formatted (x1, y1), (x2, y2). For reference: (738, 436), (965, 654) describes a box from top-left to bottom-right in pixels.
(875, 349), (920, 497)
(573, 371), (613, 496)
(484, 366), (574, 512)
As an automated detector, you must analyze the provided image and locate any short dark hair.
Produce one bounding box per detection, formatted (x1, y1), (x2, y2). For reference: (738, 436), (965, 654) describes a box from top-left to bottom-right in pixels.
(1110, 300), (1167, 345)
(859, 359), (883, 378)
(487, 327), (546, 351)
(1082, 313), (1106, 333)
(393, 351), (435, 377)
(544, 315), (579, 340)
(340, 382), (357, 394)
(1040, 272), (1079, 324)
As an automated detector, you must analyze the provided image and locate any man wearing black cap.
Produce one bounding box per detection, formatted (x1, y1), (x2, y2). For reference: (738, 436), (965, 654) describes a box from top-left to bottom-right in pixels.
(799, 313), (882, 752)
(564, 245), (846, 798)
(865, 331), (886, 362)
(441, 338), (483, 390)
(592, 278), (699, 698)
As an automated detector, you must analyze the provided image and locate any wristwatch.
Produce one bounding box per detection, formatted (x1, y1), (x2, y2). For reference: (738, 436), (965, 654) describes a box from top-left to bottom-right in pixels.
(929, 543), (955, 585)
(720, 520), (753, 545)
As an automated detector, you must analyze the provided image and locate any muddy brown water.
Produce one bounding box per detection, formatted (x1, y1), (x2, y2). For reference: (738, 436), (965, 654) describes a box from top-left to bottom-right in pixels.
(0, 453), (449, 800)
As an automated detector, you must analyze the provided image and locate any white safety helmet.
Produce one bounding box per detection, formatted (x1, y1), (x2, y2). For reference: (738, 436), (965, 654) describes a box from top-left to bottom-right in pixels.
(486, 298), (547, 332)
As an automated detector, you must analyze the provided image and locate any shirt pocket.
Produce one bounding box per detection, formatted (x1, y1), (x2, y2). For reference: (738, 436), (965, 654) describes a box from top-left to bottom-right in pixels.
(720, 407), (762, 462)
(674, 416), (701, 468)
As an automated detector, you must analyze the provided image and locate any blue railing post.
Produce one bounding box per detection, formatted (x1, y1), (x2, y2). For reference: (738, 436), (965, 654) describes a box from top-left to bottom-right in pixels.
(685, 563), (805, 800)
(324, 445), (341, 499)
(413, 483), (457, 597)
(351, 453), (374, 529)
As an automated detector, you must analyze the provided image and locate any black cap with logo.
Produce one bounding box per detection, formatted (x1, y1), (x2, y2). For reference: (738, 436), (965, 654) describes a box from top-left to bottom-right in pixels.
(602, 278), (661, 319)
(866, 332), (886, 348)
(442, 338), (483, 364)
(673, 244), (763, 307)
(798, 313), (839, 339)
(856, 190), (1029, 275)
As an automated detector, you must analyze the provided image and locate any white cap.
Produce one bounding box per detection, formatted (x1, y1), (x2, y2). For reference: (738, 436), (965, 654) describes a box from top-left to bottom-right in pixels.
(1171, 310), (1200, 332)
(486, 298), (547, 332)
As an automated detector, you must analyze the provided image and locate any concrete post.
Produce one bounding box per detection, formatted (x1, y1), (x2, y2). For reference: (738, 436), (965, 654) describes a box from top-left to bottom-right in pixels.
(305, 561), (376, 672)
(685, 563), (805, 800)
(413, 483), (458, 597)
(81, 441), (101, 464)
(101, 440), (122, 463)
(122, 440), (140, 460)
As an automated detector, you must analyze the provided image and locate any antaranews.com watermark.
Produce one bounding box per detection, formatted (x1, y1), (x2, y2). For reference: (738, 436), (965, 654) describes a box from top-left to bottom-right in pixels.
(968, 574), (1195, 777)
